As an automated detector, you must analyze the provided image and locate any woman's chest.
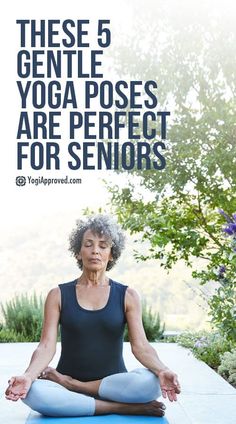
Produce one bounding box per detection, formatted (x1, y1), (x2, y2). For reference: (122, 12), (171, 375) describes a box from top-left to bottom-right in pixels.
(75, 285), (111, 310)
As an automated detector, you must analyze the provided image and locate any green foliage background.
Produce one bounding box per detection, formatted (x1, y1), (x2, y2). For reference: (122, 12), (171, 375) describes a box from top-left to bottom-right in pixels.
(1, 293), (44, 342)
(107, 0), (236, 341)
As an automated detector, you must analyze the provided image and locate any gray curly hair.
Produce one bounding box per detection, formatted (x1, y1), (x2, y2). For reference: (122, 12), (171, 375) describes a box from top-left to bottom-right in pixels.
(69, 214), (126, 271)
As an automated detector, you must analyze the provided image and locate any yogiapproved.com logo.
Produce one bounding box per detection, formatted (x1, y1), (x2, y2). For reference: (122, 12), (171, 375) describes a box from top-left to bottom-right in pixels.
(15, 175), (82, 187)
(16, 176), (26, 186)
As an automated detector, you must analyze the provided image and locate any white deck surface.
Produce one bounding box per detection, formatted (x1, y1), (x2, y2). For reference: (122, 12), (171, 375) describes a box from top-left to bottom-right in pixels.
(0, 342), (236, 424)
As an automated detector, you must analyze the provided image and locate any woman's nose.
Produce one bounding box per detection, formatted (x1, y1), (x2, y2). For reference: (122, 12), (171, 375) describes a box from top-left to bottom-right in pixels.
(92, 244), (100, 254)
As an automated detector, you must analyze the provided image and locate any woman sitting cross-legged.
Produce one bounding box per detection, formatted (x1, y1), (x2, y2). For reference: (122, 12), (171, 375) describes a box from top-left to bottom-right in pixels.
(5, 214), (181, 417)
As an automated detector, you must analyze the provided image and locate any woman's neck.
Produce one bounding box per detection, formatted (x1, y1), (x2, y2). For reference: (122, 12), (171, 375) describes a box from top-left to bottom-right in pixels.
(78, 270), (109, 286)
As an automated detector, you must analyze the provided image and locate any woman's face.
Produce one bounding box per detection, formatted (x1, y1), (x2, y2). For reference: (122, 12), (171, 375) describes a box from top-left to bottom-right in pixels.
(78, 229), (113, 271)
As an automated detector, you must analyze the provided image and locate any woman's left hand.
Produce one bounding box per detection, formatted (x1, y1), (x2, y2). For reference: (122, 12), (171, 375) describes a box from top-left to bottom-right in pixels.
(158, 369), (181, 401)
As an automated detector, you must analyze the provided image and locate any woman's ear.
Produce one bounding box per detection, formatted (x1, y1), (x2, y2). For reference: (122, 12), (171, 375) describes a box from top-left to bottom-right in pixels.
(76, 252), (82, 260)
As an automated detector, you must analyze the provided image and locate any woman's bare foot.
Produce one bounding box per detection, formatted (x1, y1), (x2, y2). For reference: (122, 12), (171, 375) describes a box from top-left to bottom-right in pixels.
(95, 399), (166, 416)
(39, 368), (102, 395)
(39, 367), (72, 388)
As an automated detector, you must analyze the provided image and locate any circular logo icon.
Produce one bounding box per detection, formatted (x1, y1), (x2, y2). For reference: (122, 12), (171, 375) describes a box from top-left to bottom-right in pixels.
(16, 176), (26, 186)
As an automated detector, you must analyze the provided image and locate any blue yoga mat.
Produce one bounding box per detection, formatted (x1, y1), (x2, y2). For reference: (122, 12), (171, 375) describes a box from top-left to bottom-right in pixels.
(26, 413), (169, 424)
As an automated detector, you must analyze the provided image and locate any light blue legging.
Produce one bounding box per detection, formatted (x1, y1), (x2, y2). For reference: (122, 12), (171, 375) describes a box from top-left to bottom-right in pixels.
(22, 368), (161, 417)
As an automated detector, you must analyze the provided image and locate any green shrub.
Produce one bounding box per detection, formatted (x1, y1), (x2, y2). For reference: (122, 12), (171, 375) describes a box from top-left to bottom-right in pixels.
(177, 331), (233, 369)
(1, 292), (44, 342)
(218, 349), (236, 387)
(124, 300), (165, 342)
(163, 335), (178, 343)
(176, 331), (199, 349)
(0, 328), (27, 343)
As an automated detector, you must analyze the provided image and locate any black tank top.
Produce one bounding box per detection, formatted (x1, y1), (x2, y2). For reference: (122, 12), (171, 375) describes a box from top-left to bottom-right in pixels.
(56, 279), (128, 381)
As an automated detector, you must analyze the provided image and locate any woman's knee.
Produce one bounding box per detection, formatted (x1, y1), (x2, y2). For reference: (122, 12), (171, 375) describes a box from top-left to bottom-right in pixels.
(130, 368), (161, 401)
(22, 379), (96, 417)
(22, 380), (49, 414)
(99, 368), (161, 403)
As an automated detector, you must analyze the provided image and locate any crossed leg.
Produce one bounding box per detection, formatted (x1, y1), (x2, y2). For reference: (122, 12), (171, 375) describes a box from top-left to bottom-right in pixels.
(22, 367), (165, 417)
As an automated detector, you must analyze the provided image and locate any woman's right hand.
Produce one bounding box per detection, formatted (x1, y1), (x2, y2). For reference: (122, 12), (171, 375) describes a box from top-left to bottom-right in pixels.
(5, 374), (32, 401)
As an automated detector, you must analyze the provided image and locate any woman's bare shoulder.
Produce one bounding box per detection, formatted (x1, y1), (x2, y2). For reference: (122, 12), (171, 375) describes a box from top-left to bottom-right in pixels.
(45, 287), (61, 309)
(47, 286), (60, 295)
(126, 286), (141, 299)
(125, 287), (141, 310)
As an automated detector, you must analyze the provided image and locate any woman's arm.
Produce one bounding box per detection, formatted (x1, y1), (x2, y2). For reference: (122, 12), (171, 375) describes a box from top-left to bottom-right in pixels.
(24, 287), (61, 380)
(5, 287), (61, 400)
(125, 287), (181, 401)
(125, 288), (167, 373)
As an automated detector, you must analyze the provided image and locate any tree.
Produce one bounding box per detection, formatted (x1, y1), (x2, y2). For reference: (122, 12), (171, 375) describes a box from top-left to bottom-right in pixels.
(108, 1), (236, 340)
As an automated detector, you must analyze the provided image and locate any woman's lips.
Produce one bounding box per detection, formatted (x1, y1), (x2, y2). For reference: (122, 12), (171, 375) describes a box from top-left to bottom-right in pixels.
(89, 258), (101, 262)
